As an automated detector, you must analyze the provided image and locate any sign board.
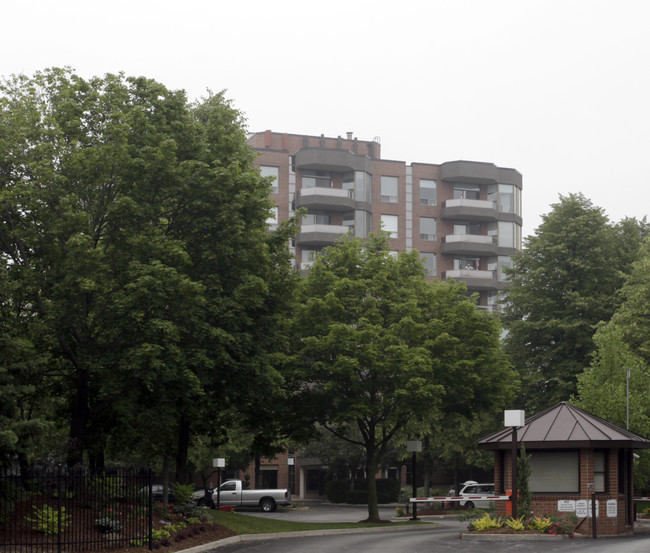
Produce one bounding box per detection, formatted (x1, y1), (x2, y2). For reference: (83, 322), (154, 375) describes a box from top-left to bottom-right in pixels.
(587, 500), (599, 518)
(607, 500), (617, 518)
(504, 410), (525, 427)
(213, 457), (225, 468)
(558, 500), (576, 512)
(576, 500), (588, 517)
(407, 440), (422, 452)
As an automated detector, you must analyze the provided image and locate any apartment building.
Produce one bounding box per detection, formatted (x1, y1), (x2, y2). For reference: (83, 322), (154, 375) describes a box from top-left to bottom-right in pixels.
(249, 130), (522, 312)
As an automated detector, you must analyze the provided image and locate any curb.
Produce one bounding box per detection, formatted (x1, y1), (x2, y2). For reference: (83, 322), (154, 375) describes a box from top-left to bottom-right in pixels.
(175, 523), (440, 552)
(461, 533), (579, 541)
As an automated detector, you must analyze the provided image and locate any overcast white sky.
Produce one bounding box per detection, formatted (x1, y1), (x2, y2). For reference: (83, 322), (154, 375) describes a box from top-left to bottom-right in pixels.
(3, 0), (649, 238)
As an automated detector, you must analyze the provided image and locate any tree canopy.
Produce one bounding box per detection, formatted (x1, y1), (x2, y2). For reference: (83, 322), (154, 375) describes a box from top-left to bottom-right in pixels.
(0, 68), (297, 471)
(289, 233), (515, 520)
(574, 238), (650, 488)
(501, 193), (647, 411)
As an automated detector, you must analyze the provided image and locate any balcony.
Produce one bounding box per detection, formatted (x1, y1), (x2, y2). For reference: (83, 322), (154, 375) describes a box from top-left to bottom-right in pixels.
(297, 224), (351, 247)
(296, 187), (355, 211)
(444, 269), (500, 291)
(440, 199), (498, 221)
(441, 234), (497, 255)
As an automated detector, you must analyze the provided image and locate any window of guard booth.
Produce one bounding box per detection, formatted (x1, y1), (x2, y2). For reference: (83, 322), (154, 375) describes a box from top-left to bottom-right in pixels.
(419, 217), (437, 240)
(594, 450), (607, 492)
(420, 252), (436, 276)
(380, 214), (398, 239)
(260, 166), (279, 193)
(420, 179), (436, 205)
(380, 176), (398, 203)
(529, 451), (579, 493)
(302, 170), (331, 188)
(453, 183), (480, 200)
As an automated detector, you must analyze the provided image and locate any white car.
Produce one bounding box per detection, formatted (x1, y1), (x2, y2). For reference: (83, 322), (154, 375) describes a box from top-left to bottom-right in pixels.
(458, 482), (495, 509)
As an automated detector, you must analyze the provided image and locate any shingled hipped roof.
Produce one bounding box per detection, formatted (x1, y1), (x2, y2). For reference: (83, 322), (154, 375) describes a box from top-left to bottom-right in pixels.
(478, 402), (650, 450)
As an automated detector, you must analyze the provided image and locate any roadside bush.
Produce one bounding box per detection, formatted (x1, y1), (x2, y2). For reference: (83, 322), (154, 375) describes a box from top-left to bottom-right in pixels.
(325, 479), (351, 503)
(345, 490), (367, 504)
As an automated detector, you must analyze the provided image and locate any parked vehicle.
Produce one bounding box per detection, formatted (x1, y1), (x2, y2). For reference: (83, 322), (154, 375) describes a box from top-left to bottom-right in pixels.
(458, 481), (495, 509)
(211, 479), (291, 512)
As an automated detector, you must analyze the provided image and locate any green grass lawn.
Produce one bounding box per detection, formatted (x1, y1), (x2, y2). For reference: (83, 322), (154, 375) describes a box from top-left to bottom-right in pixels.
(207, 509), (425, 535)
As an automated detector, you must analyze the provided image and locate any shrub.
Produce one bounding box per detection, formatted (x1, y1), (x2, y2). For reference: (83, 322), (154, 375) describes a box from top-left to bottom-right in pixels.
(345, 490), (367, 504)
(526, 515), (551, 531)
(170, 482), (195, 505)
(325, 479), (351, 503)
(504, 515), (525, 530)
(469, 513), (503, 531)
(25, 504), (72, 535)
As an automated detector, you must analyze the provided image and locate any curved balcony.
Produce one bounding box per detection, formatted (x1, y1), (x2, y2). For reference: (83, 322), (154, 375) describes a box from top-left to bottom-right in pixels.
(297, 224), (351, 247)
(296, 187), (355, 211)
(440, 199), (498, 221)
(441, 234), (498, 255)
(444, 269), (500, 291)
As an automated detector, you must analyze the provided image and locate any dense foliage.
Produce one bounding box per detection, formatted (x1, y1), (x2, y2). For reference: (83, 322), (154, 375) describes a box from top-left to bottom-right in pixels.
(501, 193), (648, 411)
(0, 68), (298, 473)
(289, 233), (515, 520)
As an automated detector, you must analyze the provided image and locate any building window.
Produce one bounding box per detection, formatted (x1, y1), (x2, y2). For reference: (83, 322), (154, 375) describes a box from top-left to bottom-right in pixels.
(419, 179), (436, 205)
(260, 166), (279, 194)
(420, 252), (436, 276)
(594, 450), (607, 492)
(343, 172), (355, 198)
(529, 451), (579, 493)
(304, 211), (331, 225)
(355, 171), (372, 203)
(266, 206), (278, 230)
(380, 176), (398, 203)
(380, 214), (398, 239)
(342, 211), (355, 232)
(454, 257), (479, 271)
(453, 183), (480, 200)
(454, 221), (481, 235)
(302, 170), (331, 188)
(355, 210), (372, 239)
(419, 217), (436, 240)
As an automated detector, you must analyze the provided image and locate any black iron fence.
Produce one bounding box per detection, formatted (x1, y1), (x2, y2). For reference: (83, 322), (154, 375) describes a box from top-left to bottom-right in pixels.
(0, 466), (153, 553)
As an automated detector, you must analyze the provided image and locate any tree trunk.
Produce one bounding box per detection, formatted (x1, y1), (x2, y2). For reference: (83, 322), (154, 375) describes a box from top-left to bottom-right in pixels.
(162, 456), (171, 506)
(67, 368), (89, 466)
(364, 439), (381, 522)
(175, 417), (190, 483)
(254, 456), (261, 488)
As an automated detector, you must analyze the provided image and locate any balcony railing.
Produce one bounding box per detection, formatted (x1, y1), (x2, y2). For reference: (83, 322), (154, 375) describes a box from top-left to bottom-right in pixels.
(445, 269), (497, 280)
(444, 234), (495, 245)
(445, 198), (497, 210)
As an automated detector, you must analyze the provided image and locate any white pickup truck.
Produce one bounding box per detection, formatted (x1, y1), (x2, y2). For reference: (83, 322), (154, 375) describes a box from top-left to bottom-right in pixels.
(211, 479), (291, 512)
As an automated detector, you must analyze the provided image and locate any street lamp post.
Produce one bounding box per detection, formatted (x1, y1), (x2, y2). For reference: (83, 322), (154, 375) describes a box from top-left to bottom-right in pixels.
(213, 458), (226, 509)
(407, 440), (422, 521)
(504, 410), (525, 519)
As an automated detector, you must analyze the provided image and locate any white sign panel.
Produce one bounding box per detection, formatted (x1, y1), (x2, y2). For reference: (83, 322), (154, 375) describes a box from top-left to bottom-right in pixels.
(558, 500), (576, 512)
(587, 500), (599, 518)
(607, 500), (617, 518)
(576, 500), (588, 517)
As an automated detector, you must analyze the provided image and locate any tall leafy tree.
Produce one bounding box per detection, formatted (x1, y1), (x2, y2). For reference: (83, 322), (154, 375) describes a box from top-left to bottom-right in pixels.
(0, 68), (296, 470)
(290, 233), (514, 521)
(501, 194), (644, 411)
(574, 238), (650, 488)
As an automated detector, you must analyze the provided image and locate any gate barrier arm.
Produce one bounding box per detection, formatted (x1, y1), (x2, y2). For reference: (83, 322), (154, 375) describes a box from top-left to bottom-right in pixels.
(409, 495), (511, 503)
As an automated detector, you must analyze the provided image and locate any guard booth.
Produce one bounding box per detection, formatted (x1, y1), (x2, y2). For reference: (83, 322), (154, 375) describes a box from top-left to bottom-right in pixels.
(478, 402), (649, 536)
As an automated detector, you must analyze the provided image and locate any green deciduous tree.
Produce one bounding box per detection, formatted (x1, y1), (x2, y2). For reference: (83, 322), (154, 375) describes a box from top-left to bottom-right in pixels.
(0, 68), (297, 472)
(501, 193), (646, 411)
(290, 233), (514, 521)
(574, 238), (650, 488)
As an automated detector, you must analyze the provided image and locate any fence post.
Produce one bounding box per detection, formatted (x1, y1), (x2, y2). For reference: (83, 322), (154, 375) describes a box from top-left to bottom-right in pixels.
(57, 465), (63, 553)
(148, 468), (153, 550)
